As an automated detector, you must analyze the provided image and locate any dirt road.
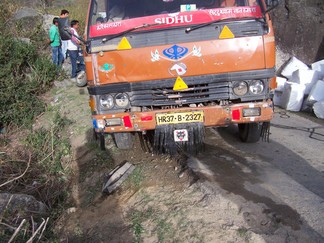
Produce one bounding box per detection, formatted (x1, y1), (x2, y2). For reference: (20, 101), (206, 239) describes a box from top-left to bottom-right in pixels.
(54, 85), (324, 242)
(188, 108), (324, 241)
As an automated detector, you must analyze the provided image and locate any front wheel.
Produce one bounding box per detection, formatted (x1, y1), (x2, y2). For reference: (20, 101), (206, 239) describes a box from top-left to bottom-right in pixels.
(113, 132), (135, 150)
(238, 123), (261, 143)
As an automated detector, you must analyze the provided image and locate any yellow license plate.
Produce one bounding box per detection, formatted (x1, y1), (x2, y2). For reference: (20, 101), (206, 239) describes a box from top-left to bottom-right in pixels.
(156, 111), (204, 125)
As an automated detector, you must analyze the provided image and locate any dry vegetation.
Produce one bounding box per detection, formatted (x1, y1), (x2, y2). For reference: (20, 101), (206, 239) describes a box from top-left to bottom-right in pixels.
(0, 0), (89, 241)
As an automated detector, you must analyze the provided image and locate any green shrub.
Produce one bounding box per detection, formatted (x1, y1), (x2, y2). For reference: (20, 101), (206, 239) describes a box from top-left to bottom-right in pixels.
(0, 35), (57, 127)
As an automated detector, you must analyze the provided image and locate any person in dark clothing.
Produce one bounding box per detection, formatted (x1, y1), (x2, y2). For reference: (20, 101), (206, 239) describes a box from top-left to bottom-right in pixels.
(58, 9), (70, 60)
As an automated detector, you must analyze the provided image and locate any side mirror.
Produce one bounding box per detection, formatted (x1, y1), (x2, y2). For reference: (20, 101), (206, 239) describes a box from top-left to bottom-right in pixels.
(86, 42), (91, 54)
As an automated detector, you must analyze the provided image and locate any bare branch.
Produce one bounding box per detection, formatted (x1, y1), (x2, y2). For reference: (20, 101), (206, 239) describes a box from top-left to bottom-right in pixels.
(0, 194), (13, 222)
(37, 217), (49, 242)
(0, 154), (31, 188)
(8, 219), (26, 243)
(26, 218), (46, 243)
(31, 216), (35, 234)
(0, 222), (16, 231)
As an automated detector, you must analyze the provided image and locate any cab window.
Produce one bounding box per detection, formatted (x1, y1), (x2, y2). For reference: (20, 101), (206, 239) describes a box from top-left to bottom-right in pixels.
(90, 0), (260, 25)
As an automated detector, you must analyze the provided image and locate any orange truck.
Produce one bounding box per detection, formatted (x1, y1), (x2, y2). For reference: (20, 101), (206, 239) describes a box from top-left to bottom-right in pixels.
(84, 0), (278, 153)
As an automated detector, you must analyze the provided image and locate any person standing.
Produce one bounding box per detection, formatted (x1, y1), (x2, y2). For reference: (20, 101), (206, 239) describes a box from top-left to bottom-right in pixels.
(58, 9), (70, 60)
(49, 17), (63, 66)
(67, 20), (84, 80)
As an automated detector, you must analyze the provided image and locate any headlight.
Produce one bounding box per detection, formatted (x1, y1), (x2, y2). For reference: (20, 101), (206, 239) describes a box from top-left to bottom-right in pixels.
(233, 81), (248, 96)
(115, 93), (130, 108)
(249, 80), (264, 94)
(99, 94), (114, 109)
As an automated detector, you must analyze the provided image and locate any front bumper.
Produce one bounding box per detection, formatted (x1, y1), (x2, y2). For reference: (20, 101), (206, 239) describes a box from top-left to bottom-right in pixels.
(92, 100), (273, 133)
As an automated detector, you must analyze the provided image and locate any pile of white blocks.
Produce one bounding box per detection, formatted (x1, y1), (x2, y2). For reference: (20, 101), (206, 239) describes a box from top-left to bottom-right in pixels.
(273, 57), (324, 119)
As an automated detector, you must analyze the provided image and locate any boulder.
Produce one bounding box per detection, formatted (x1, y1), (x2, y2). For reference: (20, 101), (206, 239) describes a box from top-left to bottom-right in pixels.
(11, 8), (44, 39)
(12, 0), (45, 8)
(271, 0), (324, 64)
(43, 14), (56, 33)
(0, 193), (48, 220)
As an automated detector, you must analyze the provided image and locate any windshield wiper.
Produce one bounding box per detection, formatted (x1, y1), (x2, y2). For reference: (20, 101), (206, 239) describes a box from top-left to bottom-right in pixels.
(102, 23), (162, 42)
(185, 17), (263, 33)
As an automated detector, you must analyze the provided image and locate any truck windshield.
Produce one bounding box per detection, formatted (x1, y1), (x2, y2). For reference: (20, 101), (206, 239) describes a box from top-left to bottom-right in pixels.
(89, 0), (263, 38)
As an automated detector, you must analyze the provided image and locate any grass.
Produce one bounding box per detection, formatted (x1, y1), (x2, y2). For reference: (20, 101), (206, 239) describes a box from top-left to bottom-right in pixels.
(237, 227), (251, 242)
(46, 0), (89, 36)
(0, 0), (93, 241)
(156, 219), (174, 242)
(130, 208), (154, 243)
(126, 165), (145, 190)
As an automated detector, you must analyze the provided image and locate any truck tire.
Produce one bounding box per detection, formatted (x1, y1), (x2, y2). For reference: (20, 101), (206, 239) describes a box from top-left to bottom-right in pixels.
(238, 122), (261, 143)
(113, 132), (135, 150)
(93, 130), (106, 150)
(99, 133), (106, 150)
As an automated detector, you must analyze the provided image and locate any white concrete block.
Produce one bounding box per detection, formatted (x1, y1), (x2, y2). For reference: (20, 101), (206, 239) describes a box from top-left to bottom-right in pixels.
(311, 59), (324, 79)
(273, 90), (283, 107)
(290, 69), (319, 95)
(275, 76), (287, 92)
(306, 80), (324, 104)
(281, 82), (306, 112)
(281, 56), (309, 79)
(313, 101), (324, 119)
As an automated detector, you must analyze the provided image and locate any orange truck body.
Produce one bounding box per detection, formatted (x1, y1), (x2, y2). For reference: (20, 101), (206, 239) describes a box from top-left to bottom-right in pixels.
(84, 0), (276, 148)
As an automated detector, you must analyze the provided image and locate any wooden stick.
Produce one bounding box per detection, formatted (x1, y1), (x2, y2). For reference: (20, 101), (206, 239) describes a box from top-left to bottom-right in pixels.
(26, 218), (46, 243)
(8, 219), (26, 243)
(0, 222), (16, 231)
(37, 217), (49, 242)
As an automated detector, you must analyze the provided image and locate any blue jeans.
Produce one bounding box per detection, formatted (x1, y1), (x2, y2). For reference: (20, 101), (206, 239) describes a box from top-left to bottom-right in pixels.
(68, 50), (85, 78)
(51, 46), (63, 66)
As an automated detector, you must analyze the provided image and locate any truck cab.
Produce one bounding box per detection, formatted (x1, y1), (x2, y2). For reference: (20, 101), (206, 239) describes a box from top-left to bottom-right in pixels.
(84, 0), (278, 153)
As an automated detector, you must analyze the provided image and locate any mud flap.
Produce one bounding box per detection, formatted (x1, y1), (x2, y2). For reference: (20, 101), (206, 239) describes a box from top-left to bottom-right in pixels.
(153, 123), (205, 155)
(102, 161), (135, 194)
(261, 122), (271, 142)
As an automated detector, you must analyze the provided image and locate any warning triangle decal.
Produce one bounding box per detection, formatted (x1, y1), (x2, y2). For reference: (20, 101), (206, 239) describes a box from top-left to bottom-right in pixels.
(173, 76), (188, 91)
(219, 25), (235, 39)
(117, 37), (132, 50)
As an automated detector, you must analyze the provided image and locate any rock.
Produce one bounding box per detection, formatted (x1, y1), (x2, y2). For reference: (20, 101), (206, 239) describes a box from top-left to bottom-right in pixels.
(12, 0), (45, 8)
(43, 14), (56, 33)
(271, 0), (324, 64)
(0, 193), (48, 220)
(17, 37), (31, 44)
(10, 8), (45, 40)
(14, 7), (39, 20)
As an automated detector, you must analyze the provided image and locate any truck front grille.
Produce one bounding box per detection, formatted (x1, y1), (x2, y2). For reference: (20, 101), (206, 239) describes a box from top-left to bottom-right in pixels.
(129, 79), (230, 106)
